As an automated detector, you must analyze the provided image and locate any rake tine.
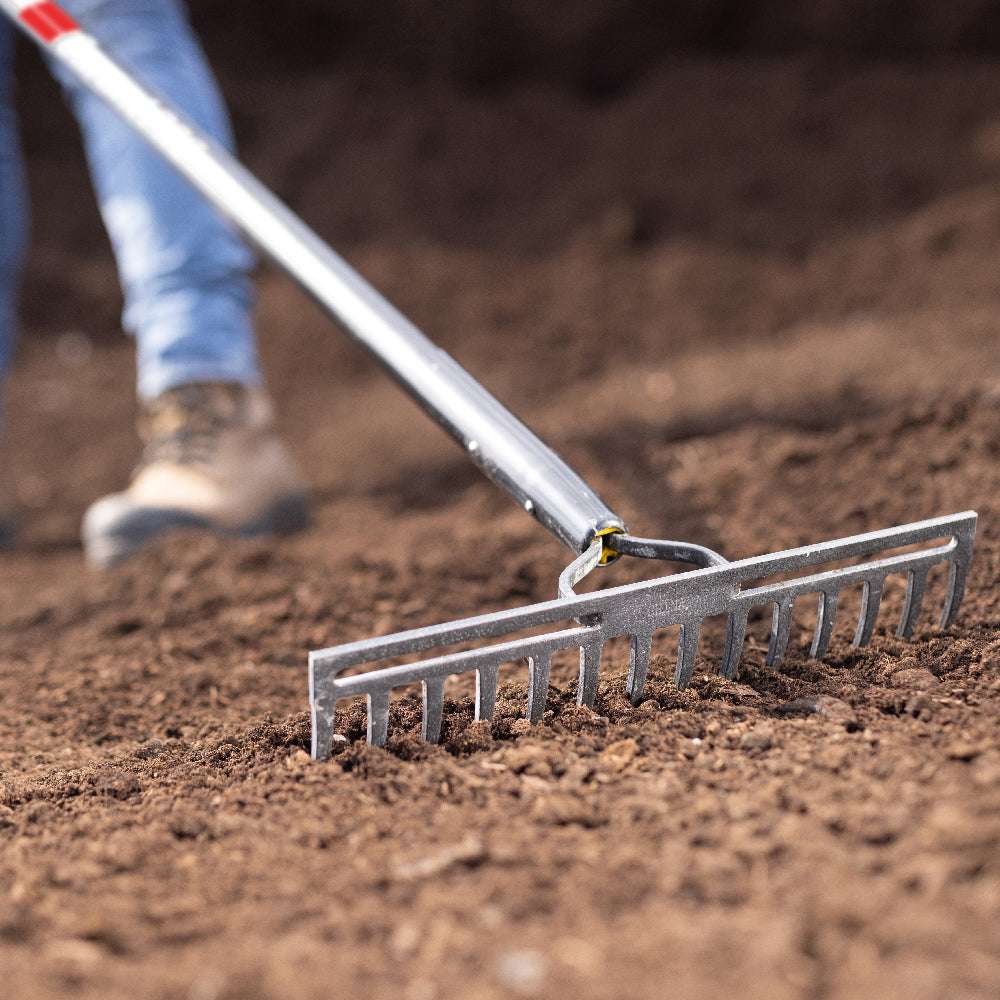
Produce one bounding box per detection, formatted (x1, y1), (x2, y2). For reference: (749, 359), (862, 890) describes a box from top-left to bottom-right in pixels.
(940, 557), (969, 629)
(577, 640), (603, 707)
(674, 620), (701, 688)
(312, 701), (335, 761)
(766, 598), (794, 666)
(527, 652), (551, 723)
(853, 577), (883, 647)
(720, 608), (748, 680)
(810, 590), (839, 659)
(476, 664), (500, 721)
(422, 677), (446, 742)
(897, 567), (928, 639)
(626, 632), (653, 704)
(368, 691), (390, 747)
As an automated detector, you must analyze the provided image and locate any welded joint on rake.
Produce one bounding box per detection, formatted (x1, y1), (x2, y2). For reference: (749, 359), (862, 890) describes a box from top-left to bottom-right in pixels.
(309, 512), (976, 758)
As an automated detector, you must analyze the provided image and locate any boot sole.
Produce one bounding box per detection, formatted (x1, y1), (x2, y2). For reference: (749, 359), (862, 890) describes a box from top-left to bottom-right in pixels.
(83, 493), (311, 568)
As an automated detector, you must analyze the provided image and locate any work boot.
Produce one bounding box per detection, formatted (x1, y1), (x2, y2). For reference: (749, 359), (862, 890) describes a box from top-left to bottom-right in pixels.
(83, 382), (309, 567)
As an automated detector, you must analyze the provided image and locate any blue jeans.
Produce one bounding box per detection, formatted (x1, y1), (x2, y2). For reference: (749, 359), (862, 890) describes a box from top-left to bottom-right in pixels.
(0, 0), (261, 400)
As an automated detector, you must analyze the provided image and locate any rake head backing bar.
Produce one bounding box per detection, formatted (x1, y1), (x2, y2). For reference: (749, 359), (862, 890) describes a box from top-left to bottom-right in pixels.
(310, 512), (976, 756)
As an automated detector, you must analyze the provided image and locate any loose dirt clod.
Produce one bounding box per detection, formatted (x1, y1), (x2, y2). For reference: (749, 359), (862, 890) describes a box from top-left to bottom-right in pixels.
(892, 667), (940, 689)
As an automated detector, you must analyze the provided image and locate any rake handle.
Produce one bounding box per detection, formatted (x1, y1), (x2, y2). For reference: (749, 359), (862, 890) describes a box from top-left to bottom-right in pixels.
(2, 0), (626, 554)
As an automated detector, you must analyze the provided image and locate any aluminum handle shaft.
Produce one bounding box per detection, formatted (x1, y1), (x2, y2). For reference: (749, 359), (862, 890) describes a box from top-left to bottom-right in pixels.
(2, 0), (625, 553)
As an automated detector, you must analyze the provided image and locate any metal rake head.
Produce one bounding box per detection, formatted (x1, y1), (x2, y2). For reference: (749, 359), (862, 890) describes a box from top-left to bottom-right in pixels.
(309, 511), (976, 757)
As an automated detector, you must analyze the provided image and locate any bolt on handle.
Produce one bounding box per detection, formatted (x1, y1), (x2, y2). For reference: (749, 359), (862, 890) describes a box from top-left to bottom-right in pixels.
(3, 0), (625, 554)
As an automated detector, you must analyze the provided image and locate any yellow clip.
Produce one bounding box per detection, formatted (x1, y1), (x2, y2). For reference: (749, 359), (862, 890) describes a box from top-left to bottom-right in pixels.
(596, 525), (625, 565)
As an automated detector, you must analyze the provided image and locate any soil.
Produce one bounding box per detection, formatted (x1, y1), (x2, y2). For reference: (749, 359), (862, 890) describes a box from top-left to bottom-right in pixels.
(1, 28), (999, 1000)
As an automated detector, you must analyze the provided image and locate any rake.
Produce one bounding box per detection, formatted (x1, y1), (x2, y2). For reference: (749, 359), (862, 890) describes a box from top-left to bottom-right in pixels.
(7, 1), (978, 758)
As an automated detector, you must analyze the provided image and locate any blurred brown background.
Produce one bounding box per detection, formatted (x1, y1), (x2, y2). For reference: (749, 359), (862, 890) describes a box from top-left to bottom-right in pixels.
(190, 0), (1000, 89)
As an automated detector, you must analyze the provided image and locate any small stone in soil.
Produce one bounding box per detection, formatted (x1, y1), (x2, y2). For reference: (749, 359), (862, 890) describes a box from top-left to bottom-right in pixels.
(496, 949), (548, 996)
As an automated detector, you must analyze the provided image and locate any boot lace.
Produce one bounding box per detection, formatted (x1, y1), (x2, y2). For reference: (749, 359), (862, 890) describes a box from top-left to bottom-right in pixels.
(138, 384), (243, 470)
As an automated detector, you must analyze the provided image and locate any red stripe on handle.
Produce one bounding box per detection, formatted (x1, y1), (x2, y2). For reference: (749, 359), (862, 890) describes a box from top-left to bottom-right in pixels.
(19, 1), (80, 43)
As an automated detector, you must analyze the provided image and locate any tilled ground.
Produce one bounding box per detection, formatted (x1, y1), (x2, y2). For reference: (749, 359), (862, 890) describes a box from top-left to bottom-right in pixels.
(0, 51), (998, 1000)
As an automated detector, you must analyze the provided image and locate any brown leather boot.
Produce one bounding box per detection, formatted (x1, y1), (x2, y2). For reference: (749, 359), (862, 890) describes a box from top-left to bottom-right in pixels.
(83, 383), (309, 567)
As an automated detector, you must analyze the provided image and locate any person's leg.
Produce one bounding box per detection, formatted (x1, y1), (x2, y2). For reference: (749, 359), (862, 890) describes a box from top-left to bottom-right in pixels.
(45, 0), (307, 565)
(51, 0), (261, 399)
(0, 20), (28, 395)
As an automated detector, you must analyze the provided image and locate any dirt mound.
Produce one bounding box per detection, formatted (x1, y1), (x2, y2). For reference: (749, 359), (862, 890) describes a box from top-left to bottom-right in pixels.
(1, 29), (999, 1000)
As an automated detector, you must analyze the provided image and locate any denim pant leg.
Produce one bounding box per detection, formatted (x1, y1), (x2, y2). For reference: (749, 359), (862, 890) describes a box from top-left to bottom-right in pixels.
(52, 0), (261, 399)
(0, 22), (28, 390)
